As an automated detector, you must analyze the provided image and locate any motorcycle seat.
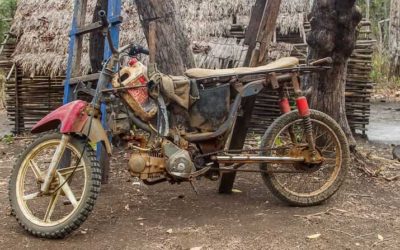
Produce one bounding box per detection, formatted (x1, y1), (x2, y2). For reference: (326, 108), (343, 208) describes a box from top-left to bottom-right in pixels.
(185, 57), (299, 79)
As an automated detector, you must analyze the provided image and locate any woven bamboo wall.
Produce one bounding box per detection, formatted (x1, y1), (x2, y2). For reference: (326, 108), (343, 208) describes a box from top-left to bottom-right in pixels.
(1, 36), (64, 133)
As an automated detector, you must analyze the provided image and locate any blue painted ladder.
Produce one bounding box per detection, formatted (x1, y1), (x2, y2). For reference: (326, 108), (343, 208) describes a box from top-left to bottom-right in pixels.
(63, 0), (122, 183)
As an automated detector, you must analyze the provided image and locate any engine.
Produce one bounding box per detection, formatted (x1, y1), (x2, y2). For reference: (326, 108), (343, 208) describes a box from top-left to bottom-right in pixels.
(128, 151), (165, 180)
(128, 139), (195, 181)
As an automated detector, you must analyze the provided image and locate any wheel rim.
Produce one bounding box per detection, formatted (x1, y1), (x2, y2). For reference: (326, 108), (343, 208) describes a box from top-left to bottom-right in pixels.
(265, 118), (342, 198)
(16, 139), (87, 227)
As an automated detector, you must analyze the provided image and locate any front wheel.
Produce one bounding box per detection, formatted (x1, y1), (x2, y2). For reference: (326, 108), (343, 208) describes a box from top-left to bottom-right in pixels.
(260, 110), (350, 206)
(9, 133), (102, 238)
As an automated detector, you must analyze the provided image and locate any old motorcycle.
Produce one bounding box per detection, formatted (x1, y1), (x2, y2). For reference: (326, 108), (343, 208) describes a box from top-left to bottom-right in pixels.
(9, 12), (349, 238)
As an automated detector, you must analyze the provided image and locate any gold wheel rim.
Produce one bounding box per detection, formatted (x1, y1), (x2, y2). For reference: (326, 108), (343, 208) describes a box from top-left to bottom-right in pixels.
(16, 139), (87, 227)
(269, 119), (342, 198)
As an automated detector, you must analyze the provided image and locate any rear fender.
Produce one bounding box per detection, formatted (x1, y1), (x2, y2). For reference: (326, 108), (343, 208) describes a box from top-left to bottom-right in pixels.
(31, 100), (112, 154)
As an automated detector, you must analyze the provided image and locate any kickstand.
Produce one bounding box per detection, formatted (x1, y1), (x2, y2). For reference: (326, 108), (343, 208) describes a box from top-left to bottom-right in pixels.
(189, 180), (198, 194)
(132, 177), (148, 189)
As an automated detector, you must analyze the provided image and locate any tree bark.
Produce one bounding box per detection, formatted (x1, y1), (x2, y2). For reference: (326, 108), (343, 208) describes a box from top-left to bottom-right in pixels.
(389, 0), (400, 77)
(90, 0), (108, 73)
(135, 0), (195, 75)
(306, 0), (362, 145)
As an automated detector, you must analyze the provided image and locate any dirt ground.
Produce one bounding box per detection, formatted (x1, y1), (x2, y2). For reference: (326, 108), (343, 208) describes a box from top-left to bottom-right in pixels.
(0, 135), (400, 250)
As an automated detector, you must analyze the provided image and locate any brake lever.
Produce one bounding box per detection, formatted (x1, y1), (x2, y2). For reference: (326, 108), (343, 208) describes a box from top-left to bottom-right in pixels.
(128, 45), (150, 57)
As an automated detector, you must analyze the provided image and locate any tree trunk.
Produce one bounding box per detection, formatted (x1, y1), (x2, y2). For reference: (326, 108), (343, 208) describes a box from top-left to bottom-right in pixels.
(89, 0), (108, 73)
(306, 0), (362, 145)
(389, 0), (400, 77)
(135, 0), (195, 75)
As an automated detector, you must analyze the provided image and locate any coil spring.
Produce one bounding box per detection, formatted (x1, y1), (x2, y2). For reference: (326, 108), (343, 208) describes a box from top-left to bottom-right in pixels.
(303, 116), (313, 135)
(303, 116), (316, 154)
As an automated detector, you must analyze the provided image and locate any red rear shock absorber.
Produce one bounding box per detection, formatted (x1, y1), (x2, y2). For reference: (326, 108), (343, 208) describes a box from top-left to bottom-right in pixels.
(292, 74), (316, 159)
(279, 97), (291, 114)
(296, 96), (311, 117)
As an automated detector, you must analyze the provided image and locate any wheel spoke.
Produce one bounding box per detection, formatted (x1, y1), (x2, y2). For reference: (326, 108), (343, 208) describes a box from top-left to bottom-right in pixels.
(57, 173), (78, 208)
(321, 140), (334, 153)
(23, 192), (40, 201)
(29, 160), (42, 181)
(323, 157), (337, 163)
(44, 190), (61, 222)
(58, 165), (84, 177)
(315, 131), (328, 141)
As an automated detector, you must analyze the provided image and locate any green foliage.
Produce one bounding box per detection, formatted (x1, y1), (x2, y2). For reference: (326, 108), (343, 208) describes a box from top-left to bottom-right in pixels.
(371, 51), (400, 90)
(356, 1), (400, 89)
(0, 0), (16, 41)
(2, 134), (14, 144)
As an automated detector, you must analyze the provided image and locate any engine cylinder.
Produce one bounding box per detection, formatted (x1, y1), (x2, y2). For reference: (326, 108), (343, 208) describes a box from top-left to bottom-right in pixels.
(128, 152), (166, 180)
(128, 153), (147, 174)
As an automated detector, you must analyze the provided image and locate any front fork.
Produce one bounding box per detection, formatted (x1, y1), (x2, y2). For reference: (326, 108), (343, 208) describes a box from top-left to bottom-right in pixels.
(41, 134), (71, 193)
(279, 74), (317, 158)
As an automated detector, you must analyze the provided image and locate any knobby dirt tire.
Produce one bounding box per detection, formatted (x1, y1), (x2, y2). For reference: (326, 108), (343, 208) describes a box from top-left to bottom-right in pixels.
(260, 110), (350, 206)
(9, 133), (102, 238)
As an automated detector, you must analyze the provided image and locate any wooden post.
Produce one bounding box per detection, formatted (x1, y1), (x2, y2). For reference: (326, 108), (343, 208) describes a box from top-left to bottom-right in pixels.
(90, 0), (108, 73)
(14, 63), (20, 133)
(244, 0), (267, 66)
(148, 21), (156, 65)
(218, 0), (282, 194)
(248, 0), (282, 67)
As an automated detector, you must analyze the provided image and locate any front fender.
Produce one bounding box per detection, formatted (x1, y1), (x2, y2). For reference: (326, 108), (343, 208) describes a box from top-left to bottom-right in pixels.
(32, 100), (88, 134)
(31, 100), (112, 154)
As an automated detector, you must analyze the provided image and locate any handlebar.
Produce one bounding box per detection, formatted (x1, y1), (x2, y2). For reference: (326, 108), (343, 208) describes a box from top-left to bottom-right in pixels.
(309, 57), (333, 66)
(129, 45), (149, 56)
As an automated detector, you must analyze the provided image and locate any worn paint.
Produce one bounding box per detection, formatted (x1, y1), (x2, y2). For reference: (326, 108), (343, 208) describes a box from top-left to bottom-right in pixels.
(31, 100), (88, 134)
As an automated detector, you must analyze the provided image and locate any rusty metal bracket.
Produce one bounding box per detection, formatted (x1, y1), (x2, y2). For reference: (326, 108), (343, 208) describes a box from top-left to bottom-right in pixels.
(269, 72), (280, 89)
(291, 72), (302, 96)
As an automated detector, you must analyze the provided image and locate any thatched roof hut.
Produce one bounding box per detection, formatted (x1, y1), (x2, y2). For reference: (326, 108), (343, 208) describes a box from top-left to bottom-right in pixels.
(9, 0), (312, 77)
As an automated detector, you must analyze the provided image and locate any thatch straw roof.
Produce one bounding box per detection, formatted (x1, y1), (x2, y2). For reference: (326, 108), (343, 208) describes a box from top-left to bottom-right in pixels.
(10, 0), (311, 76)
(277, 0), (312, 35)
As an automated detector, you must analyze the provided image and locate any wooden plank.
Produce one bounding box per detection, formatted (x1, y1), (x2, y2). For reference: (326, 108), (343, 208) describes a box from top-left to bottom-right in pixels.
(69, 73), (100, 84)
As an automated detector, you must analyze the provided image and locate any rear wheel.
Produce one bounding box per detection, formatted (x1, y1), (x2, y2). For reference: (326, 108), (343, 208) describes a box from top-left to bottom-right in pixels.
(260, 110), (349, 206)
(9, 133), (101, 238)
